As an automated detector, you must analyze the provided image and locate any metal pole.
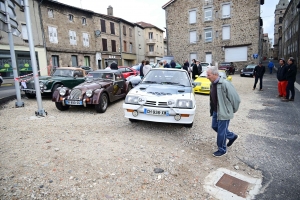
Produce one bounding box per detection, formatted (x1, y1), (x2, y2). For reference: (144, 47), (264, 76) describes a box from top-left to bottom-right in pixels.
(4, 0), (24, 107)
(24, 0), (46, 116)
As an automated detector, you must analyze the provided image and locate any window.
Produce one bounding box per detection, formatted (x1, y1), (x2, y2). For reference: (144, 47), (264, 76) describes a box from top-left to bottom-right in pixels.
(69, 14), (74, 22)
(215, 30), (219, 38)
(129, 28), (132, 37)
(110, 22), (115, 34)
(129, 43), (132, 53)
(204, 28), (212, 42)
(82, 17), (86, 25)
(48, 8), (53, 18)
(69, 30), (77, 45)
(21, 24), (28, 40)
(83, 33), (89, 47)
(52, 55), (59, 68)
(160, 35), (162, 42)
(123, 41), (127, 52)
(101, 19), (106, 33)
(71, 55), (78, 67)
(222, 3), (231, 18)
(48, 26), (58, 43)
(156, 34), (158, 40)
(111, 40), (116, 52)
(189, 31), (197, 43)
(102, 38), (107, 51)
(222, 26), (230, 40)
(123, 25), (126, 35)
(279, 17), (283, 23)
(190, 53), (197, 62)
(149, 32), (153, 39)
(204, 7), (212, 21)
(189, 10), (196, 24)
(84, 56), (90, 67)
(138, 31), (141, 36)
(149, 45), (154, 52)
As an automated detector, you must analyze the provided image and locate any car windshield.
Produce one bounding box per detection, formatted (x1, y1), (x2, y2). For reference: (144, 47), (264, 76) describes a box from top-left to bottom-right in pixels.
(201, 63), (209, 67)
(87, 72), (114, 81)
(53, 69), (73, 77)
(246, 65), (255, 69)
(141, 70), (191, 87)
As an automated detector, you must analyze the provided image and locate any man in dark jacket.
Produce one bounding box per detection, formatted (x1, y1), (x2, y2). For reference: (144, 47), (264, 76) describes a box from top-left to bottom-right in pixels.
(253, 62), (265, 91)
(163, 60), (170, 68)
(196, 60), (202, 75)
(170, 60), (176, 68)
(140, 60), (145, 78)
(110, 62), (118, 70)
(276, 58), (288, 98)
(282, 57), (297, 101)
(192, 60), (199, 79)
(182, 60), (189, 72)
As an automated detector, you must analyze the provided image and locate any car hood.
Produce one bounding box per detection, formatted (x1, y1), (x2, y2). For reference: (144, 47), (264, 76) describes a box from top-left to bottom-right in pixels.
(242, 68), (254, 72)
(194, 77), (210, 84)
(73, 80), (111, 90)
(128, 84), (192, 99)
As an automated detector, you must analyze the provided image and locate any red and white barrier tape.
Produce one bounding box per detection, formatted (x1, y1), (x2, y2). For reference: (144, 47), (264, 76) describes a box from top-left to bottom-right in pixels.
(15, 74), (38, 82)
(17, 70), (40, 78)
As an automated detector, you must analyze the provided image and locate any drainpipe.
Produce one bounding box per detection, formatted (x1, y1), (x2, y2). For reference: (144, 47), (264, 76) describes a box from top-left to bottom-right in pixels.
(297, 3), (300, 69)
(38, 0), (46, 48)
(164, 10), (169, 56)
(119, 20), (123, 65)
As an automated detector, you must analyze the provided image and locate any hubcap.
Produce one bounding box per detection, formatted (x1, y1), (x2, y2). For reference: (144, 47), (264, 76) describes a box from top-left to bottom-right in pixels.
(102, 95), (108, 110)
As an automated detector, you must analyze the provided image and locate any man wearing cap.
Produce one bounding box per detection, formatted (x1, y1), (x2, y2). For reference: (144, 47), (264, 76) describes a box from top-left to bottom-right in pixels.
(282, 57), (297, 101)
(253, 62), (265, 91)
(277, 58), (288, 98)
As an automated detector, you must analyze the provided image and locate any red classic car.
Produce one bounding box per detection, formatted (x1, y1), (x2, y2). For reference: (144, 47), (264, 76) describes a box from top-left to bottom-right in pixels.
(118, 66), (139, 78)
(52, 70), (132, 113)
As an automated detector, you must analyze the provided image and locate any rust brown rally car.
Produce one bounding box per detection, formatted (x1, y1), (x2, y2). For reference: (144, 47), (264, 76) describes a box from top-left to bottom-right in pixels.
(52, 70), (133, 113)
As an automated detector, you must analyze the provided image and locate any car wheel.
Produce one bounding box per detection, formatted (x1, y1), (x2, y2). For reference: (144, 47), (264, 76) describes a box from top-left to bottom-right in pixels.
(129, 118), (138, 122)
(95, 93), (108, 113)
(55, 102), (69, 111)
(25, 92), (36, 99)
(184, 122), (193, 128)
(52, 84), (62, 92)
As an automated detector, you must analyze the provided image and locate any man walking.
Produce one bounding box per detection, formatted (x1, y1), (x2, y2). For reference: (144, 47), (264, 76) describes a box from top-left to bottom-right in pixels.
(207, 66), (241, 157)
(253, 62), (265, 91)
(268, 60), (274, 74)
(276, 58), (288, 98)
(139, 60), (145, 78)
(282, 57), (297, 102)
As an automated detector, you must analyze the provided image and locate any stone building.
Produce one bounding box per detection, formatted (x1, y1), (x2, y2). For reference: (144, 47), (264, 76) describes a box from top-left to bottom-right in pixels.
(136, 22), (164, 64)
(134, 24), (145, 64)
(262, 33), (272, 60)
(273, 0), (289, 60)
(281, 0), (300, 69)
(0, 0), (47, 78)
(162, 0), (264, 69)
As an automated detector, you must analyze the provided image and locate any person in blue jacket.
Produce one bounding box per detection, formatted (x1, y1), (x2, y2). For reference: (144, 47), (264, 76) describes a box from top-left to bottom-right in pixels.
(268, 60), (274, 74)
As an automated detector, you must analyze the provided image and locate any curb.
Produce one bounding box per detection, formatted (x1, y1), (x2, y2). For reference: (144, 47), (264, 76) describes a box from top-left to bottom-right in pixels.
(1, 83), (13, 87)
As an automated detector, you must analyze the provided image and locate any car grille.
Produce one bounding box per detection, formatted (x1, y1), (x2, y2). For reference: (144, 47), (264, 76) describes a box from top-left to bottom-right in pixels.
(69, 89), (82, 100)
(145, 100), (168, 107)
(25, 82), (35, 89)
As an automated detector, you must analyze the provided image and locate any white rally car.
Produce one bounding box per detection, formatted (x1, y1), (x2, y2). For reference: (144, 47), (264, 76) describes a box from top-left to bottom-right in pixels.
(123, 68), (196, 127)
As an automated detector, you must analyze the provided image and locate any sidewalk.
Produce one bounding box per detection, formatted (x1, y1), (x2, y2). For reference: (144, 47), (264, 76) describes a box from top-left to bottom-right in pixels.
(1, 78), (14, 86)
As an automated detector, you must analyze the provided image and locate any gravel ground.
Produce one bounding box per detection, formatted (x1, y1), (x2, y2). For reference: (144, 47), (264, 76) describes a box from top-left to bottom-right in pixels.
(0, 75), (263, 199)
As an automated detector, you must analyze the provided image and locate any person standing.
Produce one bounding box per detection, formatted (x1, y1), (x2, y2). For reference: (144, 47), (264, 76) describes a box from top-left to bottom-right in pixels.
(282, 57), (297, 102)
(170, 60), (176, 68)
(139, 60), (145, 78)
(253, 62), (265, 91)
(192, 59), (199, 79)
(276, 58), (288, 98)
(268, 60), (274, 74)
(163, 60), (170, 68)
(143, 60), (152, 76)
(158, 62), (164, 68)
(182, 60), (189, 71)
(207, 66), (241, 157)
(110, 61), (118, 70)
(196, 60), (202, 75)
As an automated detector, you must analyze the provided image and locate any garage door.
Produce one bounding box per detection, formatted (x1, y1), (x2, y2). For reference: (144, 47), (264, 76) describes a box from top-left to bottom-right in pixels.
(225, 46), (248, 62)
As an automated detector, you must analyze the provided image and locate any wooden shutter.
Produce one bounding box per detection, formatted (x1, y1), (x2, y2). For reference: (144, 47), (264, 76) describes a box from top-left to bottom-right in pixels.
(48, 26), (53, 43)
(111, 40), (116, 52)
(110, 22), (115, 34)
(100, 19), (106, 33)
(102, 38), (107, 51)
(53, 27), (58, 43)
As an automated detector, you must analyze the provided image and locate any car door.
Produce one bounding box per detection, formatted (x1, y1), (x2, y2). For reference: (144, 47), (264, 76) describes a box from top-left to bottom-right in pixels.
(112, 72), (126, 99)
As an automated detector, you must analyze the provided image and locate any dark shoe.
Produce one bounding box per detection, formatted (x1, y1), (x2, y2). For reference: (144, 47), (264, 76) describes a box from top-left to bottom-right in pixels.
(227, 135), (239, 147)
(259, 89), (263, 91)
(281, 98), (289, 102)
(277, 95), (283, 98)
(289, 99), (294, 101)
(213, 151), (227, 157)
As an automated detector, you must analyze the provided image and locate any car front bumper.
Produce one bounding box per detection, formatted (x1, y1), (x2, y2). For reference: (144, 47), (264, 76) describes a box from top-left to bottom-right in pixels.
(123, 103), (196, 124)
(193, 85), (210, 94)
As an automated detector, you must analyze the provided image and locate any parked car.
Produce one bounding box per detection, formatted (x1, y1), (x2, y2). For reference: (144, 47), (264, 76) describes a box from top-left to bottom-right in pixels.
(154, 62), (182, 69)
(193, 70), (232, 94)
(123, 68), (196, 127)
(118, 66), (139, 78)
(52, 70), (132, 113)
(200, 62), (213, 71)
(218, 62), (236, 75)
(240, 64), (255, 77)
(131, 64), (141, 72)
(21, 67), (87, 98)
(79, 66), (93, 73)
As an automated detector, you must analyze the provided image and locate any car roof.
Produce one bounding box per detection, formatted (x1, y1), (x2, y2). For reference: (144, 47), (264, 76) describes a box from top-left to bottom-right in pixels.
(91, 69), (119, 73)
(58, 67), (84, 70)
(151, 68), (186, 72)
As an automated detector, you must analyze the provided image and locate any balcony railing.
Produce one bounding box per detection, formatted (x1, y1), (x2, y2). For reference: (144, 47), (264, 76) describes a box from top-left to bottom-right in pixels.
(146, 39), (156, 43)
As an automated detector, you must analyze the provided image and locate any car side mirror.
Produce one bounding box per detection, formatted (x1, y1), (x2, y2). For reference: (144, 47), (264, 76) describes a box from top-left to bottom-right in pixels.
(192, 82), (196, 88)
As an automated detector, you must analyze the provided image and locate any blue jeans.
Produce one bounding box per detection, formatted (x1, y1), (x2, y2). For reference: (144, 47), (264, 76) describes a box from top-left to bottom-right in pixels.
(212, 112), (236, 153)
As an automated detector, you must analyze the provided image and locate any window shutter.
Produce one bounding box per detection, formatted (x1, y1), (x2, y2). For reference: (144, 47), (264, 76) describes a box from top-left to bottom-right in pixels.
(86, 34), (89, 47)
(69, 30), (73, 45)
(222, 26), (230, 40)
(73, 31), (77, 45)
(190, 31), (196, 43)
(111, 40), (116, 52)
(101, 19), (106, 33)
(222, 4), (230, 18)
(102, 38), (107, 51)
(110, 22), (115, 34)
(189, 10), (196, 24)
(53, 28), (58, 43)
(48, 26), (53, 43)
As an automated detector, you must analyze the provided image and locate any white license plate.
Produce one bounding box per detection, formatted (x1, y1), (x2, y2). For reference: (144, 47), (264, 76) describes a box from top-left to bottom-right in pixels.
(201, 87), (209, 90)
(66, 100), (82, 105)
(26, 90), (36, 94)
(144, 109), (169, 116)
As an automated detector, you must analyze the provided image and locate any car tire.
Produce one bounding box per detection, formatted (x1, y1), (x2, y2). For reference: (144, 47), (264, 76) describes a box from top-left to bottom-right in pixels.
(129, 118), (138, 122)
(55, 102), (69, 111)
(184, 122), (193, 128)
(95, 93), (108, 113)
(52, 84), (62, 93)
(127, 83), (132, 93)
(25, 92), (36, 99)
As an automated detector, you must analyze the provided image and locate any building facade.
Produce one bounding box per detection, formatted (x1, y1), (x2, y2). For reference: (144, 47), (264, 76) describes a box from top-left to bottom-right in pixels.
(273, 0), (289, 60)
(134, 24), (145, 64)
(281, 0), (300, 69)
(136, 22), (164, 64)
(162, 0), (264, 69)
(0, 0), (47, 78)
(262, 33), (272, 60)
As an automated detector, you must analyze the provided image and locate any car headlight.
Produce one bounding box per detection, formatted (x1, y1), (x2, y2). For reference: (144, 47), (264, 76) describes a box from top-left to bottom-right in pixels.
(86, 89), (93, 97)
(177, 99), (193, 109)
(59, 88), (66, 96)
(195, 82), (201, 86)
(39, 82), (44, 88)
(125, 95), (139, 104)
(241, 69), (243, 73)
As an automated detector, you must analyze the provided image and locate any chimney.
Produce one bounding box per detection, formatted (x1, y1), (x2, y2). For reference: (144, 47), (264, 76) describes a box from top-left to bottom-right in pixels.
(107, 5), (113, 16)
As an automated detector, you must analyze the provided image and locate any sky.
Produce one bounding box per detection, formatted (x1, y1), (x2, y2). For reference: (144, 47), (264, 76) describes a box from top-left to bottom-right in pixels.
(57, 0), (279, 45)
